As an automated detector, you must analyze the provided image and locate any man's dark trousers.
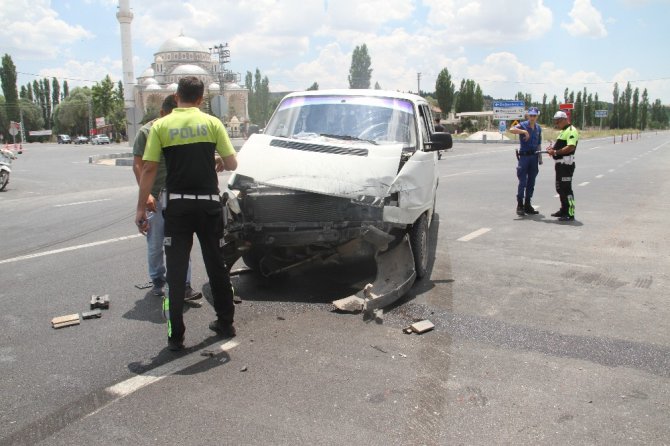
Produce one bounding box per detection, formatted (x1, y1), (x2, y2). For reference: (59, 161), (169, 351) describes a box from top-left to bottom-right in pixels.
(555, 162), (576, 217)
(516, 154), (539, 201)
(163, 198), (234, 342)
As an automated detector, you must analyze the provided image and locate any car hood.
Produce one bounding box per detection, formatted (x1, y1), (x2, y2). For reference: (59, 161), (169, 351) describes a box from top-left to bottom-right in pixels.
(232, 134), (404, 200)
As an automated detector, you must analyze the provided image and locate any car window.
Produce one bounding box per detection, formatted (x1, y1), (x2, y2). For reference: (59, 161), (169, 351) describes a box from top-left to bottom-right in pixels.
(417, 104), (432, 145)
(264, 95), (417, 147)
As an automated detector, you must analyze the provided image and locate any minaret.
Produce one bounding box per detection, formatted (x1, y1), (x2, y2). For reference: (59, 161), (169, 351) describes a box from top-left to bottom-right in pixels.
(117, 0), (139, 145)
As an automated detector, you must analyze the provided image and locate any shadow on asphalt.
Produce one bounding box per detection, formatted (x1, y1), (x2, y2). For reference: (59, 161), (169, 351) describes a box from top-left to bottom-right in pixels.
(127, 334), (233, 375)
(122, 290), (196, 324)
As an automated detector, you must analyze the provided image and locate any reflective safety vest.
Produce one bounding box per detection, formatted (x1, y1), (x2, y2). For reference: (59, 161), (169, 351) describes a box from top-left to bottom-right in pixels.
(553, 124), (579, 160)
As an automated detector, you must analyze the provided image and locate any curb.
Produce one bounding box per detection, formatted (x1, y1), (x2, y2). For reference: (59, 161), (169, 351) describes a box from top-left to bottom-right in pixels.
(89, 152), (133, 164)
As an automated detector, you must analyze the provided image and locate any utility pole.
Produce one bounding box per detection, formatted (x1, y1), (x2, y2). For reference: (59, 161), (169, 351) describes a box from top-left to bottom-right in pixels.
(417, 72), (422, 96)
(19, 106), (26, 144)
(88, 99), (93, 137)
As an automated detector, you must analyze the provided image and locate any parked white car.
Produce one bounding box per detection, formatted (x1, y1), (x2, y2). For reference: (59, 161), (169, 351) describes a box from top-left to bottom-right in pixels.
(223, 89), (452, 309)
(91, 135), (110, 145)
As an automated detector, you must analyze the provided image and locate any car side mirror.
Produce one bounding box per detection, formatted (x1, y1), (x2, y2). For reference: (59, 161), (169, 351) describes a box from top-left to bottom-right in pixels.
(426, 132), (452, 151)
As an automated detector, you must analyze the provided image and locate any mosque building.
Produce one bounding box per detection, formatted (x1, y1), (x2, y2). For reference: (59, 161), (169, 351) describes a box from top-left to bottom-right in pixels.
(133, 34), (249, 129)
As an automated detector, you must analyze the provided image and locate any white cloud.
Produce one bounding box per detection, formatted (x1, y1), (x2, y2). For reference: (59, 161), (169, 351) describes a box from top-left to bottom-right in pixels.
(37, 58), (122, 88)
(561, 0), (608, 38)
(422, 0), (553, 45)
(0, 0), (93, 60)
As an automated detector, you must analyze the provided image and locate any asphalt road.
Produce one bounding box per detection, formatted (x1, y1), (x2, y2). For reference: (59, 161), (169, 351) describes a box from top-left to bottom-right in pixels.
(0, 133), (668, 445)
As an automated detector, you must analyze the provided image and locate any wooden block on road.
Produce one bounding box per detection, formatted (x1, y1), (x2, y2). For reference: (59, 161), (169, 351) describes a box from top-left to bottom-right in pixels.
(409, 320), (435, 334)
(51, 313), (81, 329)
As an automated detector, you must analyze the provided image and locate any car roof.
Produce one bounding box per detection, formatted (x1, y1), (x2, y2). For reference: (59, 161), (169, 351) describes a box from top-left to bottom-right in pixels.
(281, 89), (429, 106)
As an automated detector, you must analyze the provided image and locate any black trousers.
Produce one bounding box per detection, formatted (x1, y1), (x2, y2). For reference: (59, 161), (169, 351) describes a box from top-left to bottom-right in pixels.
(555, 162), (576, 217)
(163, 198), (234, 341)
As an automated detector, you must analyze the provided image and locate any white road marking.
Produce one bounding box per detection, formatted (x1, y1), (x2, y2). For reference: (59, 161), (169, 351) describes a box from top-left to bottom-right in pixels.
(54, 198), (111, 207)
(457, 227), (491, 242)
(595, 175), (604, 179)
(0, 234), (142, 265)
(608, 169), (615, 173)
(578, 182), (590, 186)
(535, 259), (591, 268)
(441, 170), (480, 178)
(106, 340), (239, 398)
(589, 146), (600, 150)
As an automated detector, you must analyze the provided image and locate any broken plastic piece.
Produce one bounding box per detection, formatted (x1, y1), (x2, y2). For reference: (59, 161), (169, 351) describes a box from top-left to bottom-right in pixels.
(332, 296), (365, 312)
(51, 313), (81, 329)
(90, 294), (110, 310)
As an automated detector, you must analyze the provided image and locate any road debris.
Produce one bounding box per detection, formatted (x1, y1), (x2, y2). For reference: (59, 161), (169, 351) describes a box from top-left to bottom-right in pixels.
(90, 294), (110, 310)
(403, 320), (435, 334)
(233, 295), (243, 304)
(51, 313), (81, 329)
(200, 350), (217, 357)
(240, 365), (248, 372)
(81, 309), (102, 320)
(332, 296), (364, 312)
(371, 345), (388, 354)
(185, 300), (202, 308)
(134, 282), (153, 290)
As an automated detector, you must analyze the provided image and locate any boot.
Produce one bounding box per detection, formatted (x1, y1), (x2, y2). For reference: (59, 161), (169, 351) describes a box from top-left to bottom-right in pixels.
(524, 198), (539, 215)
(516, 198), (525, 216)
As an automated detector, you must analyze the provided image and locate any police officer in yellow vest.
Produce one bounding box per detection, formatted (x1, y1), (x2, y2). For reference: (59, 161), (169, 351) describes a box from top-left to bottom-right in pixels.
(135, 76), (238, 351)
(547, 111), (578, 221)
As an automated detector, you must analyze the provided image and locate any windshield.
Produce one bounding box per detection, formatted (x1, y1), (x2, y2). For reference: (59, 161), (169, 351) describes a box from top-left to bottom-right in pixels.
(264, 95), (417, 146)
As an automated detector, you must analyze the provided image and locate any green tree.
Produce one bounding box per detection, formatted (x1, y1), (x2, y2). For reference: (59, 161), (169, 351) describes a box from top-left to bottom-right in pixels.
(623, 81), (633, 128)
(574, 91), (582, 128)
(306, 82), (319, 91)
(540, 94), (548, 125)
(348, 44), (372, 89)
(435, 67), (455, 117)
(42, 78), (52, 128)
(52, 87), (91, 135)
(91, 75), (115, 120)
(0, 54), (20, 122)
(563, 88), (569, 104)
(640, 88), (649, 130)
(455, 79), (483, 113)
(27, 83), (33, 102)
(19, 98), (45, 138)
(52, 77), (61, 109)
(631, 87), (639, 129)
(550, 95), (558, 120)
(0, 96), (9, 135)
(63, 80), (69, 99)
(374, 81), (381, 90)
(611, 82), (620, 129)
(116, 80), (124, 103)
(246, 68), (272, 125)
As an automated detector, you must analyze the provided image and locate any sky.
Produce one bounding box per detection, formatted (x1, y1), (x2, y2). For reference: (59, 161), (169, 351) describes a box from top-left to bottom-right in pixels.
(2, 0), (670, 106)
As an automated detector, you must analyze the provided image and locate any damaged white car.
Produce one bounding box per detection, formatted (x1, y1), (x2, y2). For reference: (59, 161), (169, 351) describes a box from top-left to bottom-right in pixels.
(222, 89), (452, 310)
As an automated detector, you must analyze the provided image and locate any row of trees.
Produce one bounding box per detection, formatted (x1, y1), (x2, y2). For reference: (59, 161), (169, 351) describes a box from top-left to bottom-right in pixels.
(433, 65), (668, 130)
(0, 53), (128, 140)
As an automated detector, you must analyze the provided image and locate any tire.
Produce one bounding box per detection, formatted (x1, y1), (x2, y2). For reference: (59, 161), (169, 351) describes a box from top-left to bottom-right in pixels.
(242, 249), (262, 271)
(409, 213), (429, 279)
(0, 170), (9, 191)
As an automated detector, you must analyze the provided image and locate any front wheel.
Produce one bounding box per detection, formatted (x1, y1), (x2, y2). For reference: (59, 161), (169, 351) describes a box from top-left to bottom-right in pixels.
(0, 170), (9, 191)
(409, 213), (429, 279)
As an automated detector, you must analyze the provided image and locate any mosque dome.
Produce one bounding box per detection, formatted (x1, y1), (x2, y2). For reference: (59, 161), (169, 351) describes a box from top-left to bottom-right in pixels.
(208, 82), (220, 91)
(170, 64), (210, 76)
(145, 84), (162, 91)
(227, 82), (242, 89)
(157, 35), (209, 54)
(142, 78), (158, 86)
(166, 83), (178, 91)
(139, 67), (155, 78)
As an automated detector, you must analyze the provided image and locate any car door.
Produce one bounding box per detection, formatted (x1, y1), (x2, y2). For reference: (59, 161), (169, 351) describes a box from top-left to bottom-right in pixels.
(384, 102), (439, 225)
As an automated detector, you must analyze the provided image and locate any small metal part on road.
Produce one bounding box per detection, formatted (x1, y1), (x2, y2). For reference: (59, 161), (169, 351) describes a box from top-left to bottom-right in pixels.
(200, 350), (217, 357)
(81, 309), (102, 320)
(90, 294), (110, 310)
(240, 366), (248, 372)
